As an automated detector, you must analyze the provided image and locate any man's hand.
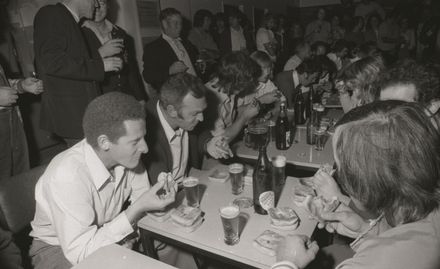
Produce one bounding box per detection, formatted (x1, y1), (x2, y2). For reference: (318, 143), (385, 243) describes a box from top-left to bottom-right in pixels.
(20, 77), (43, 95)
(169, 61), (188, 75)
(98, 38), (124, 58)
(240, 100), (260, 121)
(258, 91), (280, 104)
(206, 136), (233, 159)
(276, 235), (319, 269)
(103, 57), (123, 72)
(0, 87), (18, 106)
(318, 203), (369, 239)
(132, 180), (176, 214)
(313, 170), (344, 202)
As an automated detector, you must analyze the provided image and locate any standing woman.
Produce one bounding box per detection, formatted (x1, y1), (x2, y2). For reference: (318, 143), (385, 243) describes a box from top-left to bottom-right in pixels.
(82, 0), (147, 101)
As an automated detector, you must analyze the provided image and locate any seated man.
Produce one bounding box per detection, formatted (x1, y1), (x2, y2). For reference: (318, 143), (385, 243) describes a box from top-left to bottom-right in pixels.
(143, 73), (231, 184)
(276, 59), (321, 107)
(283, 41), (311, 71)
(29, 92), (176, 269)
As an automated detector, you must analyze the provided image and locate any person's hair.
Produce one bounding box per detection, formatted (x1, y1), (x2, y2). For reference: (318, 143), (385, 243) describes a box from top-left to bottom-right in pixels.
(159, 8), (181, 23)
(296, 58), (321, 75)
(215, 51), (261, 95)
(250, 50), (272, 68)
(83, 92), (145, 148)
(193, 9), (213, 27)
(331, 39), (348, 53)
(226, 8), (240, 20)
(314, 55), (337, 77)
(160, 73), (206, 110)
(366, 13), (382, 30)
(261, 13), (274, 28)
(334, 100), (440, 226)
(351, 16), (365, 31)
(337, 56), (384, 104)
(316, 7), (326, 18)
(378, 61), (440, 104)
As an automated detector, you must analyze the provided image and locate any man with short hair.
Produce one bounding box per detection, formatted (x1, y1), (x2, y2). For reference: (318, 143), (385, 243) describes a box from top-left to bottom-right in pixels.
(34, 0), (123, 146)
(144, 73), (231, 184)
(142, 8), (198, 91)
(30, 92), (176, 269)
(276, 59), (321, 107)
(283, 41), (311, 71)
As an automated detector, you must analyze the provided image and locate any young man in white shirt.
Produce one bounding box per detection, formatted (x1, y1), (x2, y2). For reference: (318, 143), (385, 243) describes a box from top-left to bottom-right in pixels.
(30, 92), (176, 269)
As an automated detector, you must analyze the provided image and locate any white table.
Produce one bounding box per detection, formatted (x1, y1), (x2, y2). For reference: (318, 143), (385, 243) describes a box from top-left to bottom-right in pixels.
(235, 109), (342, 169)
(138, 167), (317, 269)
(72, 244), (177, 269)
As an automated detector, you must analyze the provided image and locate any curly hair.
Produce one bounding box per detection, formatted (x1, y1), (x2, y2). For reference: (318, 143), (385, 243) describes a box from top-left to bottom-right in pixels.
(378, 61), (440, 104)
(215, 51), (261, 96)
(83, 92), (145, 148)
(193, 9), (213, 27)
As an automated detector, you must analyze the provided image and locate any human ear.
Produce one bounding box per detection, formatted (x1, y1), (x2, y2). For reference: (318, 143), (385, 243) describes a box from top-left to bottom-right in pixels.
(166, 104), (178, 118)
(97, 135), (111, 151)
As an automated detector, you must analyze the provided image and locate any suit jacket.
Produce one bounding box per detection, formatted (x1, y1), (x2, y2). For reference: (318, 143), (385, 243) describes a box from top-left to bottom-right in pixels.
(142, 36), (198, 91)
(81, 25), (147, 101)
(34, 4), (105, 139)
(217, 27), (255, 56)
(142, 98), (211, 184)
(275, 70), (300, 107)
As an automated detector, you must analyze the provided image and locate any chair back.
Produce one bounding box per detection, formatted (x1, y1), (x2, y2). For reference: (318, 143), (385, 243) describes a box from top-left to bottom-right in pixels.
(0, 165), (46, 233)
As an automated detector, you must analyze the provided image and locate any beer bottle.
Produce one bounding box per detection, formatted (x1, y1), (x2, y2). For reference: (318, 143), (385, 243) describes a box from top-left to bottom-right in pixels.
(294, 92), (306, 125)
(253, 145), (272, 215)
(306, 104), (318, 145)
(276, 102), (291, 150)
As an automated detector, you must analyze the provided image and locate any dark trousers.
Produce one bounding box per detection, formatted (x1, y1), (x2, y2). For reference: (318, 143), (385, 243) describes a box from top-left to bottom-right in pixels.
(29, 239), (72, 269)
(0, 107), (29, 179)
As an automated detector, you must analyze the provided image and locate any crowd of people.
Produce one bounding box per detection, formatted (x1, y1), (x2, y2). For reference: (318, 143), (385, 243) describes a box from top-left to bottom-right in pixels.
(0, 0), (440, 268)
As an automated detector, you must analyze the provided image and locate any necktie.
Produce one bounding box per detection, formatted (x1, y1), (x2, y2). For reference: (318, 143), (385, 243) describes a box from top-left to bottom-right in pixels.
(173, 39), (187, 59)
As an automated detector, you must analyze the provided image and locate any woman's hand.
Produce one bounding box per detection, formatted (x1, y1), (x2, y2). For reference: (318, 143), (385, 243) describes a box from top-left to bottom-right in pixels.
(318, 203), (369, 239)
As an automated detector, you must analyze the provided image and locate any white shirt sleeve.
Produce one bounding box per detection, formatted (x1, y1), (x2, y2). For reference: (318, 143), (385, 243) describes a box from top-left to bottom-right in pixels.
(44, 168), (134, 264)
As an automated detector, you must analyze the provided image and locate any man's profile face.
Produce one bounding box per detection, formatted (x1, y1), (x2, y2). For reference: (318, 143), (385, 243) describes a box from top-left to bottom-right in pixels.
(174, 94), (207, 131)
(109, 119), (148, 169)
(304, 72), (319, 86)
(162, 14), (182, 39)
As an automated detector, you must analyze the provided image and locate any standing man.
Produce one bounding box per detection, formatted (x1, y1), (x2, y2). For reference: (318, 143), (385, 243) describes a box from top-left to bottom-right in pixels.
(143, 73), (231, 184)
(142, 8), (198, 92)
(30, 92), (176, 269)
(33, 0), (123, 146)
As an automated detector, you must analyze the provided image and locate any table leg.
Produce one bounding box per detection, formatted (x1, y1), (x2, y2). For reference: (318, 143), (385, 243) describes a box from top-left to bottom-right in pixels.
(140, 229), (159, 259)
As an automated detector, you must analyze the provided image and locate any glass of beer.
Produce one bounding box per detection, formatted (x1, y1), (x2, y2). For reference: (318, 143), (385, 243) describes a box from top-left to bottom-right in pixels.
(183, 177), (199, 207)
(219, 204), (240, 245)
(272, 155), (286, 206)
(229, 163), (244, 195)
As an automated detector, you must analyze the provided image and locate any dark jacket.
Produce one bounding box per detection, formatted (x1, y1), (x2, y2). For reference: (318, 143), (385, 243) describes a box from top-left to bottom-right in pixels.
(142, 98), (211, 184)
(81, 24), (147, 101)
(275, 70), (301, 107)
(217, 27), (255, 56)
(142, 36), (198, 91)
(33, 4), (105, 138)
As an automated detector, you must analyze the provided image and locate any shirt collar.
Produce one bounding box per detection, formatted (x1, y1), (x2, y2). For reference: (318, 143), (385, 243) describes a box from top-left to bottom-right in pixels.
(230, 26), (243, 33)
(156, 101), (183, 143)
(62, 3), (80, 23)
(292, 70), (300, 87)
(82, 139), (125, 190)
(162, 33), (181, 43)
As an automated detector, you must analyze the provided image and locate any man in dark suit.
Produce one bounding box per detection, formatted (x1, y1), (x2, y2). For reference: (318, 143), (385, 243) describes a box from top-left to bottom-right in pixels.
(142, 8), (198, 92)
(33, 0), (123, 146)
(143, 73), (231, 184)
(275, 59), (321, 107)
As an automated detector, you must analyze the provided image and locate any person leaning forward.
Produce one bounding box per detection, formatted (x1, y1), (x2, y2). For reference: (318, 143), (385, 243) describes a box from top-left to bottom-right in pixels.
(29, 92), (176, 269)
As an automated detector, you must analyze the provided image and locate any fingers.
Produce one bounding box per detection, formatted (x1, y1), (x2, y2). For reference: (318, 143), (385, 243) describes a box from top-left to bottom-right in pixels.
(150, 179), (166, 193)
(306, 240), (319, 257)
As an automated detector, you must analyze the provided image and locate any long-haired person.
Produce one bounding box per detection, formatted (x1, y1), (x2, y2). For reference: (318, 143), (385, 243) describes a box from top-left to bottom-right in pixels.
(204, 51), (261, 142)
(272, 101), (440, 269)
(336, 56), (384, 113)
